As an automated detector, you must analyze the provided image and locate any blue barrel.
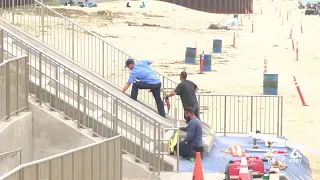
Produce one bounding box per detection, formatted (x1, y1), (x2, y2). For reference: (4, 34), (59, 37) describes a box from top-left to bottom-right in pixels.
(213, 39), (222, 53)
(185, 47), (196, 64)
(199, 54), (212, 71)
(263, 73), (278, 95)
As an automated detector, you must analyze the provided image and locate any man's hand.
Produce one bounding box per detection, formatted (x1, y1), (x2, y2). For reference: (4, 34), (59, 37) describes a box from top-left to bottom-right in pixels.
(122, 82), (131, 93)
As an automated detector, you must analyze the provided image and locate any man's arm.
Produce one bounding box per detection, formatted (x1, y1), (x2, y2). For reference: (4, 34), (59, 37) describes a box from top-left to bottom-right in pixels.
(183, 121), (195, 143)
(121, 82), (131, 93)
(122, 72), (135, 93)
(167, 84), (181, 98)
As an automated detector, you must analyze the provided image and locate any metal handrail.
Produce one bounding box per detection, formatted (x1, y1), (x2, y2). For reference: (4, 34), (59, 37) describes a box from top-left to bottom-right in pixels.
(0, 28), (174, 175)
(0, 55), (29, 121)
(0, 135), (122, 180)
(0, 55), (27, 67)
(0, 148), (22, 167)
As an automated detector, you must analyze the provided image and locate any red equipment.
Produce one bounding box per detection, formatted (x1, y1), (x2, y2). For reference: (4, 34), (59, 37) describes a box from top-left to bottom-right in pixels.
(163, 95), (171, 114)
(226, 156), (264, 180)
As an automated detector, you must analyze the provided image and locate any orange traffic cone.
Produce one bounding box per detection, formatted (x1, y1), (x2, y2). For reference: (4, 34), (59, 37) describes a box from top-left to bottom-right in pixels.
(192, 152), (204, 180)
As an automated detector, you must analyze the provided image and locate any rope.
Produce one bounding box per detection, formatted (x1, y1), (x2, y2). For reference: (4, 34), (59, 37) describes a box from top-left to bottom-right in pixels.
(214, 142), (231, 172)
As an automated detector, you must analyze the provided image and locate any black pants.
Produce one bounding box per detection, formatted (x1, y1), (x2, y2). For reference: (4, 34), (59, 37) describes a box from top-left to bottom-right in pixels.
(174, 142), (204, 158)
(130, 81), (166, 117)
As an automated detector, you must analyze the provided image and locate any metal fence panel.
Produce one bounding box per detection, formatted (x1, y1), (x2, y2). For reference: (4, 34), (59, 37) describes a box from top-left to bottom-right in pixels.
(1, 28), (163, 174)
(197, 95), (283, 136)
(0, 0), (281, 136)
(0, 136), (123, 180)
(0, 55), (28, 122)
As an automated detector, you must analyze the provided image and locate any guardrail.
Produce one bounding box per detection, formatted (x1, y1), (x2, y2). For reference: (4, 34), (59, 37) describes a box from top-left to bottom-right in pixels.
(0, 135), (122, 180)
(0, 0), (283, 136)
(197, 94), (283, 136)
(0, 55), (29, 122)
(0, 28), (179, 175)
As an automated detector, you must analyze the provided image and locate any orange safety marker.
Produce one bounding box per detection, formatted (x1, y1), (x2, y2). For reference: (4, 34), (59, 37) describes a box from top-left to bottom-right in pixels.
(192, 152), (204, 180)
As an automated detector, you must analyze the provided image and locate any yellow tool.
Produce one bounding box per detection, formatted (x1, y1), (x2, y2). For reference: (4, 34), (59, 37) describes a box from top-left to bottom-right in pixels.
(169, 130), (180, 152)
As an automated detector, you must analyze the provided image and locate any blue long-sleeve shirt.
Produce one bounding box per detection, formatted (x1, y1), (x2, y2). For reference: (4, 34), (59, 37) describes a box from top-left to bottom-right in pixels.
(183, 117), (202, 148)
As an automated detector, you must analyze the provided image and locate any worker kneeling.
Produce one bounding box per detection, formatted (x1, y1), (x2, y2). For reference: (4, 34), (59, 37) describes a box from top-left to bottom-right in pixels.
(172, 107), (204, 160)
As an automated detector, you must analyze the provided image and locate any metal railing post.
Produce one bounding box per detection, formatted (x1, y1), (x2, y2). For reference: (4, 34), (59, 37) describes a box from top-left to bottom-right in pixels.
(119, 137), (123, 180)
(157, 122), (161, 176)
(40, 0), (44, 42)
(54, 66), (59, 110)
(174, 108), (180, 173)
(139, 113), (143, 161)
(15, 60), (18, 114)
(280, 97), (283, 137)
(0, 29), (3, 63)
(77, 76), (81, 128)
(153, 121), (156, 173)
(72, 24), (75, 60)
(5, 63), (10, 121)
(38, 53), (42, 105)
(197, 94), (201, 118)
(223, 96), (227, 136)
(102, 42), (105, 78)
(25, 56), (29, 109)
(112, 98), (118, 136)
(11, 0), (15, 25)
(250, 96), (253, 133)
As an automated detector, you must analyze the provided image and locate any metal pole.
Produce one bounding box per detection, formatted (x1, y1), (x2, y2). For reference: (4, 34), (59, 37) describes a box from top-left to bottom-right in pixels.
(19, 149), (22, 165)
(0, 29), (3, 63)
(72, 24), (75, 60)
(41, 0), (44, 42)
(139, 113), (143, 161)
(223, 96), (227, 136)
(153, 121), (156, 173)
(77, 76), (81, 128)
(25, 56), (29, 109)
(197, 95), (201, 119)
(280, 97), (284, 137)
(250, 96), (253, 133)
(16, 60), (19, 114)
(174, 108), (180, 172)
(102, 42), (105, 78)
(39, 53), (42, 105)
(157, 123), (161, 176)
(113, 98), (118, 135)
(6, 63), (10, 121)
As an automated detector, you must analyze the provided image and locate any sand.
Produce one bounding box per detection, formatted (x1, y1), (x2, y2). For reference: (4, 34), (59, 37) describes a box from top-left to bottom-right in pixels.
(22, 0), (320, 178)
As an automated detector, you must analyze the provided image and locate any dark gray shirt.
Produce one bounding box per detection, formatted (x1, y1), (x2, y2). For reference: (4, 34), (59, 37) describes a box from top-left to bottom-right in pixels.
(174, 80), (198, 108)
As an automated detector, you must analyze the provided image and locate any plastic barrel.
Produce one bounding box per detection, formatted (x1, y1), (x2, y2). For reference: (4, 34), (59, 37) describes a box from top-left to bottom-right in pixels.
(185, 47), (196, 63)
(213, 39), (222, 53)
(263, 73), (278, 95)
(199, 54), (212, 71)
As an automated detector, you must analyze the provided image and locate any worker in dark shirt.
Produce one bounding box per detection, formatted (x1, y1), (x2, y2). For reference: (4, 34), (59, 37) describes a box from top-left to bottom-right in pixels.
(174, 107), (203, 160)
(166, 71), (199, 121)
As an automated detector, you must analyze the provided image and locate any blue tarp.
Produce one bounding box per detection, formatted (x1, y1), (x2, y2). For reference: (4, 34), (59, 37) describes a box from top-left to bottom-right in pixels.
(303, 0), (320, 3)
(179, 136), (312, 180)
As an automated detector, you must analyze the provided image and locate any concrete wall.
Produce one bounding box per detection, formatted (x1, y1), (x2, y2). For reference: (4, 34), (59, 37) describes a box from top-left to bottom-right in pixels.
(28, 100), (97, 160)
(0, 112), (33, 176)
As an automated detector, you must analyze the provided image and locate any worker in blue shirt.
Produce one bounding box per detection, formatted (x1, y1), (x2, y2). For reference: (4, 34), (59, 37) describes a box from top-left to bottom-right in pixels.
(174, 107), (203, 160)
(121, 59), (166, 117)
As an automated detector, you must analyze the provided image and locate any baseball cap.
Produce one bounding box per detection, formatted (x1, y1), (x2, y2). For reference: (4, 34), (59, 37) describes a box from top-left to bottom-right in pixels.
(124, 59), (135, 68)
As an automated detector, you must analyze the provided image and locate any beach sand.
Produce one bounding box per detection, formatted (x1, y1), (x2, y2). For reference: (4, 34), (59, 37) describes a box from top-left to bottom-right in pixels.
(50, 0), (320, 178)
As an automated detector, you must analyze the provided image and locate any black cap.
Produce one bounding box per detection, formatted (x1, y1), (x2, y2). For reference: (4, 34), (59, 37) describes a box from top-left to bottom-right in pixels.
(124, 58), (135, 68)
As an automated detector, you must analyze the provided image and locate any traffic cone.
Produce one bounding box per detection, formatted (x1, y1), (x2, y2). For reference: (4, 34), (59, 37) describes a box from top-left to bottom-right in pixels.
(192, 152), (204, 180)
